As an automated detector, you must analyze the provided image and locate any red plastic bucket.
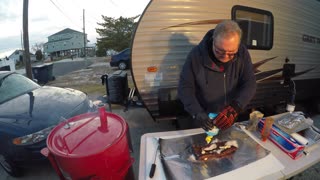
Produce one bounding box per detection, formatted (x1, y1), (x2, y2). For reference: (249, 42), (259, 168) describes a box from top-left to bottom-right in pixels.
(42, 107), (133, 179)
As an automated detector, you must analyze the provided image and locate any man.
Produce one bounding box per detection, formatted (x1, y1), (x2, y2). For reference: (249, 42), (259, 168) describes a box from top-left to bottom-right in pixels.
(178, 20), (256, 131)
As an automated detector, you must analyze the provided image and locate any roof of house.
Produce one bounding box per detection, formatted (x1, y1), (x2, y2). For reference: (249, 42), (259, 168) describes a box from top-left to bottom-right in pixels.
(8, 50), (23, 57)
(49, 28), (83, 37)
(8, 50), (34, 57)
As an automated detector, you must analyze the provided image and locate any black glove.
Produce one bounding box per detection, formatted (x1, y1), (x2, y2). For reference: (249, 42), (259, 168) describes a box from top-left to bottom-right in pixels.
(194, 112), (213, 131)
(214, 101), (241, 130)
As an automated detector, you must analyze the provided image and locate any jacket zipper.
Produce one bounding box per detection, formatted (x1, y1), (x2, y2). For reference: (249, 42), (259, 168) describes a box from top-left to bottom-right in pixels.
(224, 73), (227, 106)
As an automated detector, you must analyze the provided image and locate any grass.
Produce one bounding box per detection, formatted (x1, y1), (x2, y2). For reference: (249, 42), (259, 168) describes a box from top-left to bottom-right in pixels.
(45, 57), (133, 100)
(63, 83), (106, 95)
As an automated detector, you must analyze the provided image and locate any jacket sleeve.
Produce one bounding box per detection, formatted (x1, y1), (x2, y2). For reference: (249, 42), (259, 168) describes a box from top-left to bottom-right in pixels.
(234, 46), (257, 109)
(178, 50), (204, 115)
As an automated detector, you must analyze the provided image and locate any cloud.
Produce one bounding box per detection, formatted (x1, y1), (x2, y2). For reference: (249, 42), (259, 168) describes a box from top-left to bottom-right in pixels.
(0, 12), (19, 22)
(0, 0), (150, 57)
(31, 17), (49, 22)
(0, 0), (8, 9)
(0, 0), (22, 22)
(0, 31), (50, 55)
(0, 36), (21, 57)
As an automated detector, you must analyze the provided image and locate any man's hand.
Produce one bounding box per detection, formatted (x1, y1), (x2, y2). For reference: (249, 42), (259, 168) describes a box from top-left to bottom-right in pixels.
(214, 105), (239, 130)
(194, 112), (213, 131)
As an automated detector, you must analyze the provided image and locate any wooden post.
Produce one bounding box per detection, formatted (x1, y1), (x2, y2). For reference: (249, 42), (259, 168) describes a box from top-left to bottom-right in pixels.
(83, 9), (86, 57)
(23, 0), (33, 79)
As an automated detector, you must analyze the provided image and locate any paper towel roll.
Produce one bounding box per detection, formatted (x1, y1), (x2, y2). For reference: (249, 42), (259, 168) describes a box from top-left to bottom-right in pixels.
(291, 133), (309, 145)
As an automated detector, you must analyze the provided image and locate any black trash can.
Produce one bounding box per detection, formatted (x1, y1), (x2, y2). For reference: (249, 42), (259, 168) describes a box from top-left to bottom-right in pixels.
(101, 70), (128, 104)
(32, 63), (54, 84)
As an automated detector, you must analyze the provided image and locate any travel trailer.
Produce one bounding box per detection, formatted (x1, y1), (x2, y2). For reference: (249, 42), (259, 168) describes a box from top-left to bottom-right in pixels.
(131, 0), (320, 122)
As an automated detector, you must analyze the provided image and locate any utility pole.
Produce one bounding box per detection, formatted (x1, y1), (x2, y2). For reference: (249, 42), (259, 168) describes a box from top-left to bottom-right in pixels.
(20, 30), (23, 50)
(23, 0), (32, 79)
(83, 9), (86, 57)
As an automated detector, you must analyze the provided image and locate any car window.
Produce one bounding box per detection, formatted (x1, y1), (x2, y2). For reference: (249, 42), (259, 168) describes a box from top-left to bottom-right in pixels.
(124, 49), (130, 56)
(0, 74), (40, 104)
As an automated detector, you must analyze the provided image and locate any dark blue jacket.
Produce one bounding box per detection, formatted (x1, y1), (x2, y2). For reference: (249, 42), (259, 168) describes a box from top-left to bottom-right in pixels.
(178, 29), (256, 116)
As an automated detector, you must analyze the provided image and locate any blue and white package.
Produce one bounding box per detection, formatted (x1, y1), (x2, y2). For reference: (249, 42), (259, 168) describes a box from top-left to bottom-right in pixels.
(258, 118), (305, 159)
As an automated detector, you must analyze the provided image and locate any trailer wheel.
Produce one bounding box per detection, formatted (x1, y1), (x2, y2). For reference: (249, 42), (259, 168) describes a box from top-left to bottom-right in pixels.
(118, 61), (127, 70)
(0, 155), (22, 177)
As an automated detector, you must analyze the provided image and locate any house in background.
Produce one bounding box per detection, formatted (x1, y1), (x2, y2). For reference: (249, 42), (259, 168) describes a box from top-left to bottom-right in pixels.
(44, 28), (94, 58)
(8, 49), (36, 64)
(0, 56), (15, 71)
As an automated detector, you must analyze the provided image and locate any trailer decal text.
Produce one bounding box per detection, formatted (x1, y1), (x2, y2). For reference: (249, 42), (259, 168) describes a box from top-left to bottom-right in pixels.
(302, 34), (320, 44)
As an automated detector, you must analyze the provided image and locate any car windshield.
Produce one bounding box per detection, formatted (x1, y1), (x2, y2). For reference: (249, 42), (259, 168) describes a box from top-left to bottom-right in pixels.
(120, 48), (130, 54)
(0, 73), (40, 104)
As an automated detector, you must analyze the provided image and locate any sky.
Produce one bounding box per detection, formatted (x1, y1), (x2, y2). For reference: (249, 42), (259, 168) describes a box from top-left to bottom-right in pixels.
(0, 0), (150, 58)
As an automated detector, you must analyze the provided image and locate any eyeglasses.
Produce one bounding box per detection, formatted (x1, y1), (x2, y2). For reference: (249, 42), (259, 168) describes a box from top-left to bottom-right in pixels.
(212, 42), (238, 58)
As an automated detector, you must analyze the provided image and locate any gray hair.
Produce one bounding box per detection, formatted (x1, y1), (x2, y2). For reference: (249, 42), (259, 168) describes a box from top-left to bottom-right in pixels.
(212, 20), (242, 44)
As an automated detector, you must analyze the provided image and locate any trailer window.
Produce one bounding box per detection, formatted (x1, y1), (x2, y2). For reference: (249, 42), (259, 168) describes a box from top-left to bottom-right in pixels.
(232, 5), (273, 50)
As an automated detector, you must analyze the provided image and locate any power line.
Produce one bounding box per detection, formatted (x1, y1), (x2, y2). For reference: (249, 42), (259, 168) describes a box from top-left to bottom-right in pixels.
(109, 0), (118, 7)
(54, 0), (102, 30)
(48, 0), (81, 29)
(58, 0), (101, 23)
(108, 0), (125, 16)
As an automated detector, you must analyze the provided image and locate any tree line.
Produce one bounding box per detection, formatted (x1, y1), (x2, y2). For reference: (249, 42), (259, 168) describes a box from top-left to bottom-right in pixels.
(95, 15), (138, 57)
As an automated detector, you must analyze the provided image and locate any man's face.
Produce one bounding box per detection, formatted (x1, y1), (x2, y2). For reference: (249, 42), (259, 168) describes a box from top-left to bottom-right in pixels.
(212, 33), (240, 63)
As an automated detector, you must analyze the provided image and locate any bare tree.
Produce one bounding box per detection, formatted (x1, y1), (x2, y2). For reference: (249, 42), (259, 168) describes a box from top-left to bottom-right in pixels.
(31, 42), (44, 53)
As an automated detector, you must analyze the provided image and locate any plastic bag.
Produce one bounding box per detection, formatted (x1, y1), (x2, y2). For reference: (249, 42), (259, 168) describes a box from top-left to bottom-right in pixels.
(277, 112), (306, 129)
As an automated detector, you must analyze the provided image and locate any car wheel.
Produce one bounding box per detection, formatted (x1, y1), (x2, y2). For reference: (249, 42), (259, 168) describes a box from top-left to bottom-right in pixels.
(118, 61), (127, 70)
(0, 155), (22, 177)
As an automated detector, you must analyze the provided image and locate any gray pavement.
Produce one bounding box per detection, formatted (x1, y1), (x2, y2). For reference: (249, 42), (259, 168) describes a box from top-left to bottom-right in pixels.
(2, 57), (320, 179)
(15, 57), (92, 77)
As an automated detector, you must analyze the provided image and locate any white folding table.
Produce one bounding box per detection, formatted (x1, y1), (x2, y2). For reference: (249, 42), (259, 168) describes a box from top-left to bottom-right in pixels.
(139, 114), (320, 180)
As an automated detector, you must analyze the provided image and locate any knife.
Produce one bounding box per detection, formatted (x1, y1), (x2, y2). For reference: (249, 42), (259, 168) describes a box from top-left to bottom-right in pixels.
(149, 145), (159, 178)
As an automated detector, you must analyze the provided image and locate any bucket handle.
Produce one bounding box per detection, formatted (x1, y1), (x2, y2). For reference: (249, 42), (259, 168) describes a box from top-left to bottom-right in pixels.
(54, 135), (70, 153)
(41, 148), (66, 180)
(98, 107), (108, 132)
(56, 115), (97, 154)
